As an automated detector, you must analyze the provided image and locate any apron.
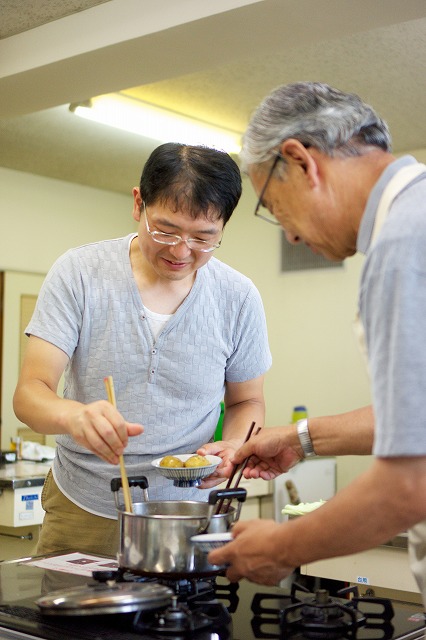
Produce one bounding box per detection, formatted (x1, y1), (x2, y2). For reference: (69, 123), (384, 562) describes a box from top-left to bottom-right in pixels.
(353, 162), (426, 605)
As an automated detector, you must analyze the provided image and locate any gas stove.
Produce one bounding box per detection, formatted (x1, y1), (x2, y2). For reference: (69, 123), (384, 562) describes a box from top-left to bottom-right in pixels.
(0, 553), (424, 640)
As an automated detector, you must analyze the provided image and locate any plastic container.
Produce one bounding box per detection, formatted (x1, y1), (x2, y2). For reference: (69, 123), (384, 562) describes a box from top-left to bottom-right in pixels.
(10, 437), (23, 460)
(291, 405), (308, 423)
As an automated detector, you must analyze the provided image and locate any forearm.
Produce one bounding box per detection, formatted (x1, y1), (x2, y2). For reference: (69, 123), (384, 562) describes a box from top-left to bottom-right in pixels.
(276, 456), (426, 567)
(308, 405), (374, 456)
(221, 397), (265, 445)
(232, 405), (375, 480)
(221, 375), (266, 446)
(13, 379), (82, 435)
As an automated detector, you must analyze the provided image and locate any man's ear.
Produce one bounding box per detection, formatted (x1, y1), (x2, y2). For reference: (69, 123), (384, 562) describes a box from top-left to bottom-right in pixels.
(280, 139), (320, 187)
(132, 187), (142, 222)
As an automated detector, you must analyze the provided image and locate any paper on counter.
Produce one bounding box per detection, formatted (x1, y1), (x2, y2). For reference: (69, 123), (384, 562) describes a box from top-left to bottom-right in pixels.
(282, 500), (326, 516)
(25, 552), (118, 576)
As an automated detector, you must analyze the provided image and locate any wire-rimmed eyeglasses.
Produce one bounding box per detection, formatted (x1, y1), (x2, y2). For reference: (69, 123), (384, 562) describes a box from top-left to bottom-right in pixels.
(254, 154), (283, 225)
(143, 202), (222, 253)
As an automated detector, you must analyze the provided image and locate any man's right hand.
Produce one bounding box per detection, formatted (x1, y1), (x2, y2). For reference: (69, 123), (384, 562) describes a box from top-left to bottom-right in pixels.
(66, 400), (144, 464)
(231, 425), (303, 480)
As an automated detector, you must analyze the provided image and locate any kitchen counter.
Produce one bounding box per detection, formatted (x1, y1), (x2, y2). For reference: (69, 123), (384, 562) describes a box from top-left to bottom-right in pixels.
(0, 460), (51, 489)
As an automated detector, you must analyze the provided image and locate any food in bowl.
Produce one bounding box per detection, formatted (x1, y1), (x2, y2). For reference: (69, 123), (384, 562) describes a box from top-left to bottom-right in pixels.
(159, 455), (184, 468)
(152, 454), (222, 487)
(184, 454), (210, 468)
(158, 454), (211, 468)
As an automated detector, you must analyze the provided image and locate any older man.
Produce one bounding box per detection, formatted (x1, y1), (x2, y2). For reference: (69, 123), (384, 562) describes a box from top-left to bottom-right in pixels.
(209, 82), (426, 607)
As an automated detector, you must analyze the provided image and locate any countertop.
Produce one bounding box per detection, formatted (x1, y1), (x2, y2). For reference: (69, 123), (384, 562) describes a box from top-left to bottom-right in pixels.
(0, 460), (51, 490)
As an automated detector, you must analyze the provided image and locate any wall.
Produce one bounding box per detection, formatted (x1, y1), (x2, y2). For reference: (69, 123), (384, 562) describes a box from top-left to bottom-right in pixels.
(0, 167), (135, 274)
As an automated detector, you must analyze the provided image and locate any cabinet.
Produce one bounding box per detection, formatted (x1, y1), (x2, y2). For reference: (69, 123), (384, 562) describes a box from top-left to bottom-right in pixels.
(301, 546), (421, 603)
(0, 461), (50, 560)
(0, 524), (40, 561)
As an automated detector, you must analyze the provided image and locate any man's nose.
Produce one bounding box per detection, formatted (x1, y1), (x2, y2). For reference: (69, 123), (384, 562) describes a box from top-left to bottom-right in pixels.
(284, 230), (301, 245)
(169, 239), (192, 258)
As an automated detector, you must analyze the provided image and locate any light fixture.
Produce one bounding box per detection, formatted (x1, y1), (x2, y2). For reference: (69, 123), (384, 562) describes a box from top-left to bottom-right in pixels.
(70, 93), (242, 154)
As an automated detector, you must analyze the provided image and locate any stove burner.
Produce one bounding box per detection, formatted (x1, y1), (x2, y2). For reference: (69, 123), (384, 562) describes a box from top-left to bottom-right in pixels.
(93, 568), (242, 615)
(282, 589), (363, 639)
(133, 594), (231, 635)
(251, 582), (398, 640)
(90, 568), (236, 636)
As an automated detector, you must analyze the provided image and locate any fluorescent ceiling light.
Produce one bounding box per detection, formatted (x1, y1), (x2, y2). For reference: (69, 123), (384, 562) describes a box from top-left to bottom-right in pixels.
(70, 94), (242, 154)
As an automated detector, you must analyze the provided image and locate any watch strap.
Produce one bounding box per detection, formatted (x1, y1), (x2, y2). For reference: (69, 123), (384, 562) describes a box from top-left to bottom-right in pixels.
(296, 418), (316, 458)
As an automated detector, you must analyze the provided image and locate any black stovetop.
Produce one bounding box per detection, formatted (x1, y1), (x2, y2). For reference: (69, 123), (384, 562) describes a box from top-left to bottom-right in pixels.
(0, 553), (425, 640)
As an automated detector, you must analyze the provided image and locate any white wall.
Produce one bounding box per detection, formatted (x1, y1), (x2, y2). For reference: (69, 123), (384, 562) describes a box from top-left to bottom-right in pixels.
(0, 167), (135, 274)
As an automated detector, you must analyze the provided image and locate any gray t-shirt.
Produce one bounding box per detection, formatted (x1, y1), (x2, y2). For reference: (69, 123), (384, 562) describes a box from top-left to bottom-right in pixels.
(27, 234), (272, 517)
(357, 156), (426, 456)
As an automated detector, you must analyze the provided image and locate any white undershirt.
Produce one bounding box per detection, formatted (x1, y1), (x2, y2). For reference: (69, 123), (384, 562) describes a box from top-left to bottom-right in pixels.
(144, 306), (173, 340)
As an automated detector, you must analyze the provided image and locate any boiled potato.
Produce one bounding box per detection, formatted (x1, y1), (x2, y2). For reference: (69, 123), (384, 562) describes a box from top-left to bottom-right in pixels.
(159, 455), (184, 468)
(184, 454), (210, 468)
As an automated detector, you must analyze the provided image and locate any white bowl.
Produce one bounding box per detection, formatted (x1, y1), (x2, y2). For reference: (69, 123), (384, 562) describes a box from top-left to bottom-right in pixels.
(151, 454), (221, 487)
(191, 532), (233, 552)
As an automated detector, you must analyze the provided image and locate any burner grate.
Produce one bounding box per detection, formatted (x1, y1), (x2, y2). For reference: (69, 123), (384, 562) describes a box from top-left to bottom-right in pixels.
(250, 583), (403, 640)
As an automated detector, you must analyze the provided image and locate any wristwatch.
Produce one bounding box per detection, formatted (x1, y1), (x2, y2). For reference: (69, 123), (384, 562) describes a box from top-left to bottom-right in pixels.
(296, 419), (316, 458)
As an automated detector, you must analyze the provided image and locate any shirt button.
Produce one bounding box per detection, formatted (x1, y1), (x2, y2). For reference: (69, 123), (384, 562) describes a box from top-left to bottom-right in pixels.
(152, 349), (157, 354)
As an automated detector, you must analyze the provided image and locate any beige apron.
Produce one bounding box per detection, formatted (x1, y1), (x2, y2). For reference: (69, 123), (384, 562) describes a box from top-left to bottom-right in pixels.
(353, 162), (426, 605)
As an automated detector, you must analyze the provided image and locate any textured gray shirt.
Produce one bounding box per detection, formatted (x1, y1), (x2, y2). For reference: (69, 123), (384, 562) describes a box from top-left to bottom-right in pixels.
(27, 234), (272, 517)
(357, 156), (426, 456)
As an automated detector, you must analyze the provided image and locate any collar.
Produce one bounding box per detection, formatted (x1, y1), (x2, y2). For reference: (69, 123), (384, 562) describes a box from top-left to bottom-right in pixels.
(357, 155), (418, 254)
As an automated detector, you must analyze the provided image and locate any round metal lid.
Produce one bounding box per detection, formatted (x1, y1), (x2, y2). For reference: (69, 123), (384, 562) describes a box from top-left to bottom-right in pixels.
(37, 581), (174, 616)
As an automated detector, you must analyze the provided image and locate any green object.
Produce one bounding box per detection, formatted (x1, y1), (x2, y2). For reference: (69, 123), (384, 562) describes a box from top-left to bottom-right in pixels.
(214, 402), (225, 441)
(292, 405), (308, 423)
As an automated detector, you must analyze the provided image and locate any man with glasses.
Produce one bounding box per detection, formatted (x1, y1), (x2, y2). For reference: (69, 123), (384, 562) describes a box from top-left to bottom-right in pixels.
(209, 82), (426, 605)
(14, 142), (272, 556)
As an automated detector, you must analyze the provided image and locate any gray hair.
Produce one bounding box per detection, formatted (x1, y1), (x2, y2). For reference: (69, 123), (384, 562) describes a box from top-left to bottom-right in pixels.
(240, 82), (391, 171)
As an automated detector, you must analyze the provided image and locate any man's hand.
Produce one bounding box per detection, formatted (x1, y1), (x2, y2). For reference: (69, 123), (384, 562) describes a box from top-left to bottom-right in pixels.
(231, 426), (303, 480)
(208, 519), (295, 584)
(66, 400), (143, 464)
(196, 440), (242, 489)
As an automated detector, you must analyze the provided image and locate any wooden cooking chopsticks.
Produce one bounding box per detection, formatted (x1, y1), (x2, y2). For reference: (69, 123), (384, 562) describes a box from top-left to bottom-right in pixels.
(103, 376), (133, 513)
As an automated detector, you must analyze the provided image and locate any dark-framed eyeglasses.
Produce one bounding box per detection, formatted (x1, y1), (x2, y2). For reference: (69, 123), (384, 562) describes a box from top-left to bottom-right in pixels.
(254, 154), (283, 225)
(143, 202), (222, 253)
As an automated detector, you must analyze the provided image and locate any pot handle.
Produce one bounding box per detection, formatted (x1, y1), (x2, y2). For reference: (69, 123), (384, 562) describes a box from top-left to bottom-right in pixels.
(111, 476), (149, 509)
(210, 487), (247, 524)
(197, 487), (247, 533)
(208, 487), (247, 505)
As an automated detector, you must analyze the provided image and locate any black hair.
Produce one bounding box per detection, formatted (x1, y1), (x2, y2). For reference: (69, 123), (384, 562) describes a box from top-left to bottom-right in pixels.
(139, 143), (242, 225)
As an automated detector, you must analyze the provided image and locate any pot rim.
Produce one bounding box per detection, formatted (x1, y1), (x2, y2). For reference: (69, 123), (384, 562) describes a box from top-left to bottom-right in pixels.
(117, 499), (237, 519)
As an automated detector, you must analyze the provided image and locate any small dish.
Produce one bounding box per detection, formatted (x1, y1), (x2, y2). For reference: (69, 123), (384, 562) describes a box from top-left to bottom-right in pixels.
(151, 454), (221, 487)
(191, 532), (233, 552)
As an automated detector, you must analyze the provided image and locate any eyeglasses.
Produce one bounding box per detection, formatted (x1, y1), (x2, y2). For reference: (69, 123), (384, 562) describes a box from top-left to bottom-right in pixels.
(254, 154), (283, 225)
(143, 202), (222, 253)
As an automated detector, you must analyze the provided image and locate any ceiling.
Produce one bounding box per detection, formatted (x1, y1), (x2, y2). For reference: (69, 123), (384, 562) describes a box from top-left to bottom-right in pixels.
(0, 0), (425, 195)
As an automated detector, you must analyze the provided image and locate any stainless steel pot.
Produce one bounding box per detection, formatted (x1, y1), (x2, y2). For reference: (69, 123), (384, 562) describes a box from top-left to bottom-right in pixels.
(111, 476), (246, 578)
